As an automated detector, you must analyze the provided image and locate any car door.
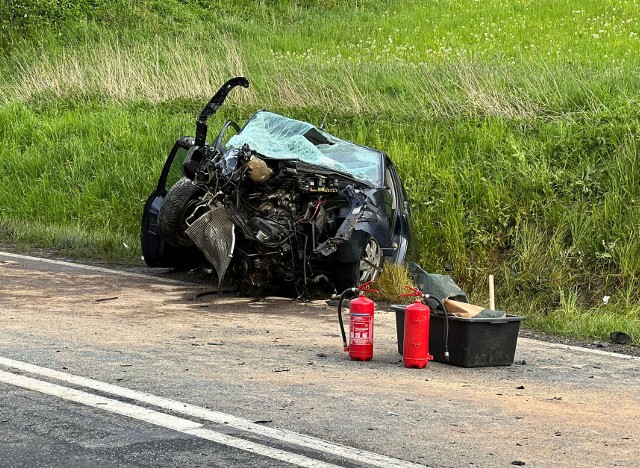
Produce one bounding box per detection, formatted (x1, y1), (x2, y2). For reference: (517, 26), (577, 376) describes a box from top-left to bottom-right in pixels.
(384, 156), (412, 264)
(140, 138), (200, 267)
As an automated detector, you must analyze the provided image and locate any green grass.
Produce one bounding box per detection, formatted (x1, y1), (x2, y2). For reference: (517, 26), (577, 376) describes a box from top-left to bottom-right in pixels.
(1, 0), (639, 344)
(371, 263), (414, 304)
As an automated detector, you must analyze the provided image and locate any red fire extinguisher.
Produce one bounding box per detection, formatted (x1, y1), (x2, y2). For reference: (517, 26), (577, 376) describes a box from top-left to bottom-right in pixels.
(337, 281), (379, 361)
(401, 286), (433, 368)
(400, 286), (448, 368)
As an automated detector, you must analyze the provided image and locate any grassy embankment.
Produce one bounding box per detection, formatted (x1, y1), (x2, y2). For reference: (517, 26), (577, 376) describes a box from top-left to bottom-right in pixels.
(1, 0), (639, 342)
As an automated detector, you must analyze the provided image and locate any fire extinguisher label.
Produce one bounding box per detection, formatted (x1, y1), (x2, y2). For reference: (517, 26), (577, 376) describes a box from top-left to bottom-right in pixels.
(350, 314), (373, 345)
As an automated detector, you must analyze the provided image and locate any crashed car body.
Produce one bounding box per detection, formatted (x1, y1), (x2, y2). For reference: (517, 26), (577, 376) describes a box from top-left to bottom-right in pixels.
(141, 77), (411, 295)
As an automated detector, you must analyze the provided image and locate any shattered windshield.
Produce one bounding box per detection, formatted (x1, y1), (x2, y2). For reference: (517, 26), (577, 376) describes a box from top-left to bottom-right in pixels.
(227, 111), (383, 186)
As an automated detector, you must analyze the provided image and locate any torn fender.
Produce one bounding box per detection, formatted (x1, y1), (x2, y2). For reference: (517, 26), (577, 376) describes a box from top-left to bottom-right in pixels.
(329, 186), (393, 262)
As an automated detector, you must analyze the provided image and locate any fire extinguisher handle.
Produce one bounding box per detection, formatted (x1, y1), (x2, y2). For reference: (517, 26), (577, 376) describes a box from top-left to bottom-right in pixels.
(357, 281), (379, 294)
(400, 285), (423, 297)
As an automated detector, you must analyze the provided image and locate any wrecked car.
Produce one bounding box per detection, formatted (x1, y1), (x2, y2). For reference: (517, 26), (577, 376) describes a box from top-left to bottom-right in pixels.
(141, 77), (412, 296)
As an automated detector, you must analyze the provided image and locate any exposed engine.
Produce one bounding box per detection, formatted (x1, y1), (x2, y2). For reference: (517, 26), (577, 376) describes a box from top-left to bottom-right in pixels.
(185, 144), (362, 295)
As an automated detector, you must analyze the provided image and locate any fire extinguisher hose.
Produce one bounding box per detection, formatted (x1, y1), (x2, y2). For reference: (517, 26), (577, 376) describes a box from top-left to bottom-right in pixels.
(431, 296), (450, 361)
(337, 288), (357, 349)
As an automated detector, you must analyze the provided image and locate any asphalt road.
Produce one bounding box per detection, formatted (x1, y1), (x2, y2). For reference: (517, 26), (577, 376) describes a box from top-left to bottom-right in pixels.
(1, 381), (289, 468)
(1, 251), (639, 467)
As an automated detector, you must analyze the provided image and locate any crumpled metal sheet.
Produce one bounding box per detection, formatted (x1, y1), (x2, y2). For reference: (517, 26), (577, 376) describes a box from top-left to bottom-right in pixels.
(185, 205), (235, 292)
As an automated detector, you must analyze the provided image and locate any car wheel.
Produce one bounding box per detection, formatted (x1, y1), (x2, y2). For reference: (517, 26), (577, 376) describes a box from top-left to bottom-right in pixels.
(158, 177), (203, 247)
(333, 235), (384, 291)
(358, 235), (384, 283)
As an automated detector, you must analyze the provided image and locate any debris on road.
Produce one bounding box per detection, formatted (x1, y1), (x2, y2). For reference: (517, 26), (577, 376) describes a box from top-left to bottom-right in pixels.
(610, 331), (632, 345)
(95, 296), (118, 302)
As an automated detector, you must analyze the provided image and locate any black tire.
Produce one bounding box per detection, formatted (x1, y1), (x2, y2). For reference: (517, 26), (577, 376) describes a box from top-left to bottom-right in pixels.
(158, 177), (204, 247)
(333, 234), (384, 290)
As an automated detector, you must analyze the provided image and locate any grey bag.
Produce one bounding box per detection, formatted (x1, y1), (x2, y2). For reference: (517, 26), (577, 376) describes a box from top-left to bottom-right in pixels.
(409, 262), (468, 303)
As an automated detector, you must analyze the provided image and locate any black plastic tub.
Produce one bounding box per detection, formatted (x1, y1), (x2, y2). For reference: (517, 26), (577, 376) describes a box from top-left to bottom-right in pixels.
(392, 305), (525, 368)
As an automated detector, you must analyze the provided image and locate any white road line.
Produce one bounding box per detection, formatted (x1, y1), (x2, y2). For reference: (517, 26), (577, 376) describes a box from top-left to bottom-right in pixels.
(0, 251), (190, 285)
(519, 338), (640, 360)
(0, 370), (340, 468)
(0, 357), (423, 468)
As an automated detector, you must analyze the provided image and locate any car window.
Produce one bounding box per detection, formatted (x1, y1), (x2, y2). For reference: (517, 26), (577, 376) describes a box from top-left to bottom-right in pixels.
(166, 147), (188, 190)
(385, 166), (398, 210)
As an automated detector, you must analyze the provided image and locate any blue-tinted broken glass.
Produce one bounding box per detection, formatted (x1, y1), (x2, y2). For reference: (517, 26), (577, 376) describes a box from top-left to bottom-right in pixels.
(227, 111), (383, 186)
